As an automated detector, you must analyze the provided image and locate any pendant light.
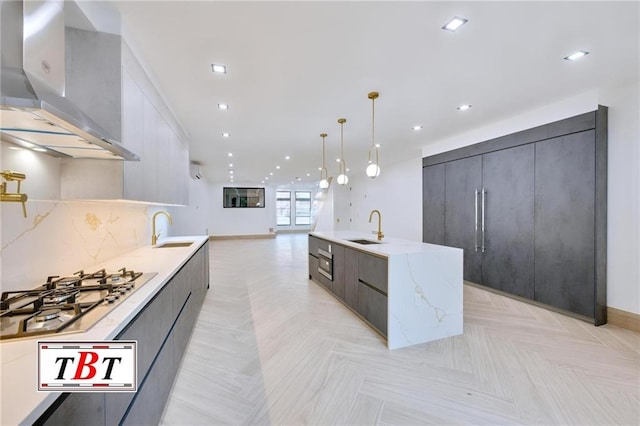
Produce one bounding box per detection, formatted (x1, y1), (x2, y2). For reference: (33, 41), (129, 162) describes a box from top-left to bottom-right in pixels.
(366, 91), (381, 178)
(319, 133), (329, 189)
(336, 118), (349, 185)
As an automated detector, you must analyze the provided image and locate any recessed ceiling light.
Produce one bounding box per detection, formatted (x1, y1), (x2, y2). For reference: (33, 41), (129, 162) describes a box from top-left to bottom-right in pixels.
(375, 143), (381, 148)
(285, 155), (290, 160)
(261, 180), (265, 184)
(276, 165), (280, 169)
(211, 64), (227, 74)
(228, 152), (233, 157)
(564, 50), (589, 61)
(265, 177), (269, 180)
(346, 168), (350, 172)
(269, 172), (274, 176)
(229, 163), (233, 167)
(457, 104), (472, 111)
(218, 103), (229, 110)
(229, 170), (234, 174)
(296, 177), (301, 181)
(412, 125), (423, 131)
(442, 16), (468, 32)
(222, 132), (230, 137)
(336, 158), (341, 163)
(306, 173), (310, 177)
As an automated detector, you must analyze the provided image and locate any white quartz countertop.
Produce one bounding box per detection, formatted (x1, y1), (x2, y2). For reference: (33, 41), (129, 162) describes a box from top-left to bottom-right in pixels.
(0, 235), (209, 426)
(309, 231), (458, 257)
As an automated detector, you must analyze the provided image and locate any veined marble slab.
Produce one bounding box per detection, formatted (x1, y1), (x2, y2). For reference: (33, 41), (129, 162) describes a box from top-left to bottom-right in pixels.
(310, 231), (463, 350)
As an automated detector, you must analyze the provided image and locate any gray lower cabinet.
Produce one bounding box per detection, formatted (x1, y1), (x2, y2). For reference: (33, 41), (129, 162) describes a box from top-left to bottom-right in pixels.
(37, 393), (104, 426)
(356, 252), (388, 336)
(344, 247), (358, 310)
(309, 236), (388, 337)
(331, 244), (345, 301)
(308, 254), (320, 282)
(357, 283), (387, 336)
(38, 243), (210, 425)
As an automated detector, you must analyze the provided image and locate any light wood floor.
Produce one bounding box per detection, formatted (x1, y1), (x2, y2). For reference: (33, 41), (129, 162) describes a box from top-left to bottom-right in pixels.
(160, 234), (640, 425)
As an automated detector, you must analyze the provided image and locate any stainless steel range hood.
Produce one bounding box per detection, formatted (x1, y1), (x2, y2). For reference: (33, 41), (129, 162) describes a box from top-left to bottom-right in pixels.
(0, 0), (139, 161)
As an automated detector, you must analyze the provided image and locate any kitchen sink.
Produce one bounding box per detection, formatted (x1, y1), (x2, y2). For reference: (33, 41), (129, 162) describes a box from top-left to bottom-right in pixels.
(155, 241), (193, 248)
(347, 239), (381, 245)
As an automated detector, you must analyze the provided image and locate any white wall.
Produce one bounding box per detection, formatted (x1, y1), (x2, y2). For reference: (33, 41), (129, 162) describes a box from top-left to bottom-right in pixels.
(168, 176), (209, 236)
(421, 84), (640, 315)
(600, 82), (640, 316)
(349, 155), (423, 241)
(208, 183), (276, 237)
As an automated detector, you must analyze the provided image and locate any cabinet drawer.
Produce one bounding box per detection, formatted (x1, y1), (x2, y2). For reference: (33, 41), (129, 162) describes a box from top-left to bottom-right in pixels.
(357, 282), (388, 336)
(117, 284), (173, 375)
(309, 235), (320, 255)
(308, 254), (319, 281)
(357, 252), (388, 294)
(309, 235), (335, 254)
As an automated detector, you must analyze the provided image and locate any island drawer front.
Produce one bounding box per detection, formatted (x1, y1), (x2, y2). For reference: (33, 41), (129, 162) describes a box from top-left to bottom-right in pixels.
(309, 235), (334, 255)
(357, 252), (388, 294)
(309, 235), (320, 255)
(357, 282), (388, 337)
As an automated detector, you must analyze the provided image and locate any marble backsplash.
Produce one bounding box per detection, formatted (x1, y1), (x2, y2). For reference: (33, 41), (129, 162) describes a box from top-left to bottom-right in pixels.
(1, 200), (169, 292)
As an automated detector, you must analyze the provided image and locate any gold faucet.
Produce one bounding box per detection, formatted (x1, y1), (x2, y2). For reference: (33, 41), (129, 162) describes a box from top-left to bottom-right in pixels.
(1, 170), (28, 218)
(151, 211), (173, 245)
(369, 209), (384, 241)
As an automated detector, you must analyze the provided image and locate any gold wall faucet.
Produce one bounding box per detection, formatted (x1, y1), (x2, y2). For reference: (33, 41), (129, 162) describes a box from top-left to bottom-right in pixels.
(151, 210), (173, 245)
(369, 209), (384, 241)
(1, 170), (28, 218)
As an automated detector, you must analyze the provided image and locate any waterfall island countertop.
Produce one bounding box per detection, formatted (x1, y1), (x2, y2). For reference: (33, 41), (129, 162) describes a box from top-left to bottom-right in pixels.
(309, 231), (464, 350)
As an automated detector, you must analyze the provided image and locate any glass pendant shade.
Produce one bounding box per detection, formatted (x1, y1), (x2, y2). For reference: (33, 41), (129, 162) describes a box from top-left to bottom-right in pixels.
(337, 173), (349, 185)
(366, 162), (380, 178)
(319, 177), (329, 189)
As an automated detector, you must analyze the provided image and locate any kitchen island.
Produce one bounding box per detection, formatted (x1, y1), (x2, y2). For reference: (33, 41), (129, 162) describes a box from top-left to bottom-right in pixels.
(309, 231), (463, 350)
(0, 236), (209, 425)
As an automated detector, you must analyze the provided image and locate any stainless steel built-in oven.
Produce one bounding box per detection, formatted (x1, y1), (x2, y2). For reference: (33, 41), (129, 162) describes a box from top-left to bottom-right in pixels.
(318, 248), (333, 280)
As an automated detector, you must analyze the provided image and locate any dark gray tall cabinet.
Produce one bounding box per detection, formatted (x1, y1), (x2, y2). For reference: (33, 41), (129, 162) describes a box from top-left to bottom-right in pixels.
(423, 108), (607, 325)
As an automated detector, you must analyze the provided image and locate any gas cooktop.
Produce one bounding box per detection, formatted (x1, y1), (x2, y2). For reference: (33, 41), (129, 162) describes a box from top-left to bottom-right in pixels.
(0, 268), (157, 341)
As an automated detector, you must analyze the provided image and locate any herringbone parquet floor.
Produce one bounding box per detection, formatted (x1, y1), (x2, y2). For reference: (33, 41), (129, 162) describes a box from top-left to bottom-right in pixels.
(160, 234), (640, 425)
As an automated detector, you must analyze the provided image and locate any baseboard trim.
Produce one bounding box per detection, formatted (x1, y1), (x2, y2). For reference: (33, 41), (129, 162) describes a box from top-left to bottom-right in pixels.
(607, 307), (640, 333)
(209, 234), (276, 241)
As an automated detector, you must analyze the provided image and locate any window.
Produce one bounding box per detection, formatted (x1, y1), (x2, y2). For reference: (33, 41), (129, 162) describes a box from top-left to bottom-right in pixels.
(276, 191), (291, 225)
(223, 187), (265, 208)
(295, 191), (312, 225)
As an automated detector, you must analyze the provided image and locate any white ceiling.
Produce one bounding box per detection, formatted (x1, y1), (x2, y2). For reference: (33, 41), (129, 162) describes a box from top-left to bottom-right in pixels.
(111, 1), (639, 187)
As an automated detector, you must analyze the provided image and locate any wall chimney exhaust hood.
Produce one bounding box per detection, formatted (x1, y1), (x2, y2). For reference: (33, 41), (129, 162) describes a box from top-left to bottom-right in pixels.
(0, 0), (139, 161)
